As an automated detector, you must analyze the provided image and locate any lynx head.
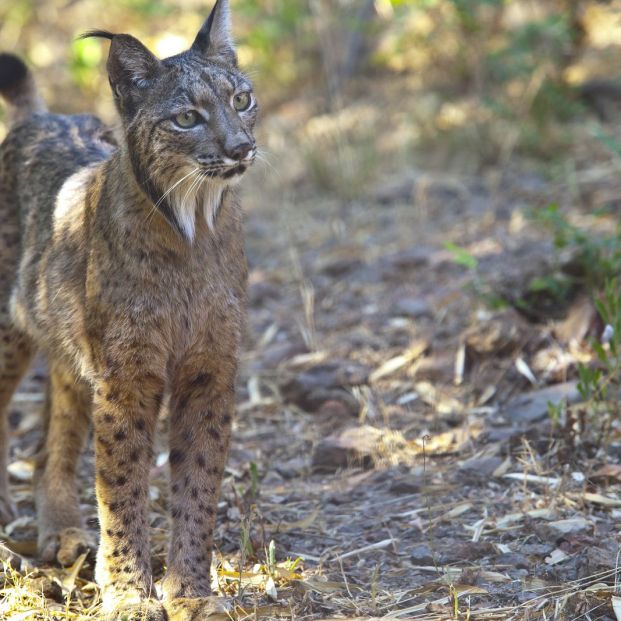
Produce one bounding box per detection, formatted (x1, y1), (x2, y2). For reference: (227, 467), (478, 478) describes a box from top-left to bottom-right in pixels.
(83, 0), (257, 241)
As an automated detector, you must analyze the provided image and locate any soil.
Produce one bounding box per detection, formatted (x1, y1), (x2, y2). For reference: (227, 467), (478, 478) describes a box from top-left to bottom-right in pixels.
(2, 125), (621, 621)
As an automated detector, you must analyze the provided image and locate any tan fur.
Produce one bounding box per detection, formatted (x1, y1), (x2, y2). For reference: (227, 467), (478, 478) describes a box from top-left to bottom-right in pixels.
(0, 1), (254, 617)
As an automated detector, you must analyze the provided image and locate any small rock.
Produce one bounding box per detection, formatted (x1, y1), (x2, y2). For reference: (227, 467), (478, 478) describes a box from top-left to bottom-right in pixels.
(275, 457), (308, 479)
(262, 341), (308, 367)
(280, 361), (368, 413)
(389, 478), (422, 494)
(505, 382), (579, 424)
(373, 175), (416, 205)
(410, 544), (434, 565)
(317, 399), (354, 418)
(516, 591), (539, 604)
(319, 256), (364, 277)
(458, 456), (503, 479)
(494, 552), (530, 569)
(584, 543), (618, 572)
(312, 426), (384, 472)
(394, 297), (431, 318)
(26, 576), (63, 602)
(381, 248), (432, 273)
(480, 427), (522, 444)
(438, 542), (495, 563)
(548, 517), (592, 535)
(520, 542), (554, 556)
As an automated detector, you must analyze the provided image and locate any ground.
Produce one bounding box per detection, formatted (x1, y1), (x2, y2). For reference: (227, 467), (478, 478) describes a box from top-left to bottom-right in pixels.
(2, 91), (621, 621)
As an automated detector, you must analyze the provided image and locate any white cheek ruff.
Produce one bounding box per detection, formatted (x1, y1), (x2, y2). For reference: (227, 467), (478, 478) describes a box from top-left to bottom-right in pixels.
(168, 172), (227, 241)
(203, 182), (225, 231)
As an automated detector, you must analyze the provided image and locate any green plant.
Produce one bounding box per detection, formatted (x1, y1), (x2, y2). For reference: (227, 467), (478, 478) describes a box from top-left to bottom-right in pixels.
(549, 281), (621, 453)
(584, 281), (621, 399)
(444, 242), (508, 310)
(535, 203), (621, 289)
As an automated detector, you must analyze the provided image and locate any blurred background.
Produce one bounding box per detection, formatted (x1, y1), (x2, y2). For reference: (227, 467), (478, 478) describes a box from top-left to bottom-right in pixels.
(5, 2), (621, 618)
(4, 0), (621, 191)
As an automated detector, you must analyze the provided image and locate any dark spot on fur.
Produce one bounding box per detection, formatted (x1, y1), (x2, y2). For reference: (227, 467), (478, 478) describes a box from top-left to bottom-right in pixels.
(190, 372), (211, 388)
(169, 449), (184, 465)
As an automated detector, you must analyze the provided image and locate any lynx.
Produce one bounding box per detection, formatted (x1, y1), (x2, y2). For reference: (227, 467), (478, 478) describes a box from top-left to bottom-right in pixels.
(0, 0), (256, 618)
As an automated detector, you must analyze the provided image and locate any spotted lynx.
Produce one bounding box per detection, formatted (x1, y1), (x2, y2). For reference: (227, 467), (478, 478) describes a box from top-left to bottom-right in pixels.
(0, 0), (256, 618)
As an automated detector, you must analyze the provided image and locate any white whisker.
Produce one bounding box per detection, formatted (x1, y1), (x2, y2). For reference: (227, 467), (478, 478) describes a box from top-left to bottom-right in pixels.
(154, 167), (199, 210)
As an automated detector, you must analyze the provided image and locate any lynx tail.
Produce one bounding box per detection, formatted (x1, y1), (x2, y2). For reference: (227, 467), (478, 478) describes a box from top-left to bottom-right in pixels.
(0, 53), (46, 124)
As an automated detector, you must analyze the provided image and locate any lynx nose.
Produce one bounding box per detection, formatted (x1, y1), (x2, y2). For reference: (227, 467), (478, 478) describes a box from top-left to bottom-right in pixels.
(224, 140), (253, 161)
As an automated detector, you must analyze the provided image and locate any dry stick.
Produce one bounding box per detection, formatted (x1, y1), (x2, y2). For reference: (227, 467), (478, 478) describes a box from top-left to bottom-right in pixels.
(331, 538), (398, 562)
(337, 557), (362, 615)
(421, 435), (442, 580)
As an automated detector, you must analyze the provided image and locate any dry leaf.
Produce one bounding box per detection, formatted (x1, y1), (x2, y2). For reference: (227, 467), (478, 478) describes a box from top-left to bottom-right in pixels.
(370, 340), (428, 382)
(7, 460), (34, 483)
(62, 552), (88, 593)
(592, 464), (621, 481)
(265, 576), (278, 600)
(503, 473), (560, 487)
(583, 492), (621, 507)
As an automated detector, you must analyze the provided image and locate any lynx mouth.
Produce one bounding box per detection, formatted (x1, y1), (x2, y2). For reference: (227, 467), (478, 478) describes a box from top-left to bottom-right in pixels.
(199, 157), (255, 180)
(199, 164), (246, 179)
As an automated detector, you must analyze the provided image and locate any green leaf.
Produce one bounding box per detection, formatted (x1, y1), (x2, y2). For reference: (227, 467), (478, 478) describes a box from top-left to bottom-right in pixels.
(444, 242), (478, 270)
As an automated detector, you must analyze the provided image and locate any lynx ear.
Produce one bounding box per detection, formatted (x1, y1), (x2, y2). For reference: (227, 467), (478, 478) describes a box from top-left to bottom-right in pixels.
(107, 34), (161, 89)
(80, 30), (161, 92)
(191, 0), (237, 64)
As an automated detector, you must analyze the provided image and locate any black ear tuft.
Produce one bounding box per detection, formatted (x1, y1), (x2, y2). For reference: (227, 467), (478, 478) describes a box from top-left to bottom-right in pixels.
(78, 29), (116, 41)
(0, 53), (28, 92)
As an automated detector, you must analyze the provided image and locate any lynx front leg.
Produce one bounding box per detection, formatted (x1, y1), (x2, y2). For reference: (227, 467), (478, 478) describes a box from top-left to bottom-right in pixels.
(0, 328), (33, 525)
(35, 359), (93, 565)
(162, 367), (235, 613)
(92, 370), (166, 619)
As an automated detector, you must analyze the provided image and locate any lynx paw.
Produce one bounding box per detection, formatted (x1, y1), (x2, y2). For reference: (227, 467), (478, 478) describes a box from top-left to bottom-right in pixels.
(103, 600), (167, 621)
(164, 597), (231, 620)
(0, 494), (17, 525)
(39, 526), (94, 566)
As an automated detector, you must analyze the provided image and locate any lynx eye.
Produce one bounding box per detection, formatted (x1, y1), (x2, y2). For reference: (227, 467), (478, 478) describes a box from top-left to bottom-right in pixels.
(174, 110), (200, 128)
(232, 92), (252, 112)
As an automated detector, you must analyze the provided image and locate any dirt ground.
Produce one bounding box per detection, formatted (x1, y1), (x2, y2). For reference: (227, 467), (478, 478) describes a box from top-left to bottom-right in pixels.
(2, 93), (621, 621)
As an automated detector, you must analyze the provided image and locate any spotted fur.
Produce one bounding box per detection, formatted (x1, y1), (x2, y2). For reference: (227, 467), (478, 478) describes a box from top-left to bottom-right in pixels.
(0, 1), (255, 618)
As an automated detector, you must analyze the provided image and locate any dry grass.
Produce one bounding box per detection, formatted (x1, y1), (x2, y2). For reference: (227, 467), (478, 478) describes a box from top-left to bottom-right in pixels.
(5, 13), (621, 620)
